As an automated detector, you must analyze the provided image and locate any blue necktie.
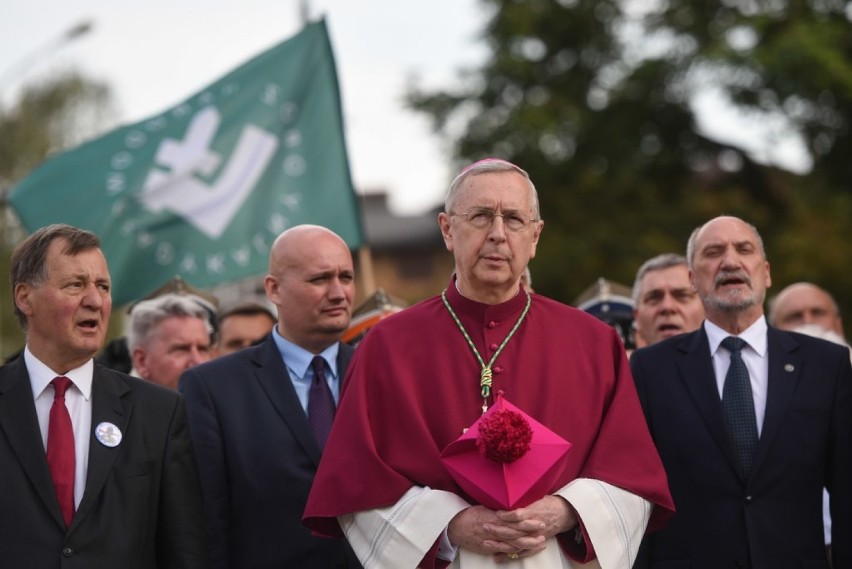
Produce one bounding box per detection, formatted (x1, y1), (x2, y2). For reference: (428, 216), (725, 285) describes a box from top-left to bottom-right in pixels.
(308, 356), (336, 450)
(721, 336), (758, 477)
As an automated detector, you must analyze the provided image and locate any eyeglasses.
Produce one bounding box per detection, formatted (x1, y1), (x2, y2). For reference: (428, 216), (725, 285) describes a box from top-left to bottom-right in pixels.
(450, 207), (540, 232)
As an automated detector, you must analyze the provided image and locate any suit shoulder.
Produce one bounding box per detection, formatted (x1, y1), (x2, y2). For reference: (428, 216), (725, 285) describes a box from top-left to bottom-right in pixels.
(96, 365), (180, 407)
(776, 328), (852, 359)
(182, 341), (263, 381)
(632, 330), (699, 361)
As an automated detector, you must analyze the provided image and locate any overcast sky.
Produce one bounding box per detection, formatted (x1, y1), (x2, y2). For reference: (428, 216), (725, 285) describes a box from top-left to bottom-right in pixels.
(0, 0), (489, 214)
(1, 0), (812, 218)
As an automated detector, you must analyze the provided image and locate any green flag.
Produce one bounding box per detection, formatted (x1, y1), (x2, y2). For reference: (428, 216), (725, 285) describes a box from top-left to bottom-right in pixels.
(10, 18), (363, 305)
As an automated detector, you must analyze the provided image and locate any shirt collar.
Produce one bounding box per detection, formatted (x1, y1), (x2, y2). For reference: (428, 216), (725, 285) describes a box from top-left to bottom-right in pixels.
(704, 315), (768, 357)
(271, 326), (340, 379)
(25, 345), (94, 400)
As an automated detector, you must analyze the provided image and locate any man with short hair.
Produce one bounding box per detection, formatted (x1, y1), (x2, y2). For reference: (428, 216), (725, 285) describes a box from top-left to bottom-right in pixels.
(126, 293), (213, 390)
(304, 159), (673, 568)
(632, 253), (704, 348)
(631, 216), (852, 568)
(0, 224), (207, 568)
(768, 281), (847, 566)
(180, 224), (361, 568)
(214, 301), (276, 357)
(768, 281), (844, 338)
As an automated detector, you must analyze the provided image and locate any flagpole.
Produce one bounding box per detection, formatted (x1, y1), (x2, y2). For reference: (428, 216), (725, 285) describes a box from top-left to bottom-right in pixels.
(357, 245), (377, 300)
(299, 0), (311, 24)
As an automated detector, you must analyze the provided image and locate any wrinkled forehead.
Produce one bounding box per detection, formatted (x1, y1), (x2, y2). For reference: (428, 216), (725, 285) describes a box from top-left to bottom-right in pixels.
(456, 171), (535, 210)
(644, 265), (691, 289)
(696, 218), (760, 251)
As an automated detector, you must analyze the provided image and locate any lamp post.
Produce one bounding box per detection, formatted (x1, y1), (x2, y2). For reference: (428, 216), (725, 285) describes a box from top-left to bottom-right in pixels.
(0, 20), (93, 93)
(0, 20), (94, 358)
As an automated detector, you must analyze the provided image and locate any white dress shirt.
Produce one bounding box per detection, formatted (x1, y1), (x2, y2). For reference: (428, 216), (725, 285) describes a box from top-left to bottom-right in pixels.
(704, 316), (769, 436)
(26, 347), (93, 510)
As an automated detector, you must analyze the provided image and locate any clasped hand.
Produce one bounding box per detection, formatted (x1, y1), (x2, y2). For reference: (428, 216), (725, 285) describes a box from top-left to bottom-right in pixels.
(447, 495), (577, 562)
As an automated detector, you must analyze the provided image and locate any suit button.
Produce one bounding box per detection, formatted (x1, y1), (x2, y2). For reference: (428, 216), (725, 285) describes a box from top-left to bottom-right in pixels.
(488, 321), (498, 329)
(745, 495), (753, 503)
(62, 547), (73, 557)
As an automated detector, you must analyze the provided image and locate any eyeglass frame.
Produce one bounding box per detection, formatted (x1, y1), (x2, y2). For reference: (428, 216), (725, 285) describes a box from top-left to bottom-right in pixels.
(449, 207), (541, 232)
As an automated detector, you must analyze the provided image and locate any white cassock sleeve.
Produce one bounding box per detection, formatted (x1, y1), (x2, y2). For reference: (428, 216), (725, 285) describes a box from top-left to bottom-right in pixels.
(339, 479), (651, 569)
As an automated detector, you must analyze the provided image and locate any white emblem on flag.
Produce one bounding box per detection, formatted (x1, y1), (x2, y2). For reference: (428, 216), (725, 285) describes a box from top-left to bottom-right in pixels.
(141, 106), (279, 239)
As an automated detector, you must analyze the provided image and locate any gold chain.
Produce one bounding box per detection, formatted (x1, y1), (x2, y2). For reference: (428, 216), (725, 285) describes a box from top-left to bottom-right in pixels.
(441, 289), (532, 414)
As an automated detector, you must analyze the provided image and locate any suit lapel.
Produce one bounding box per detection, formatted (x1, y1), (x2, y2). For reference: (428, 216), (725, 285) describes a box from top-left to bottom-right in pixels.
(337, 342), (355, 390)
(0, 357), (66, 528)
(253, 339), (323, 464)
(675, 329), (742, 476)
(751, 328), (800, 477)
(73, 366), (133, 527)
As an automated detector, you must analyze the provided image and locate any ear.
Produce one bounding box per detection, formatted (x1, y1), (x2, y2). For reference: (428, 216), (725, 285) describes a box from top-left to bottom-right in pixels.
(132, 348), (148, 378)
(528, 220), (544, 259)
(14, 283), (34, 318)
(438, 212), (453, 252)
(764, 260), (771, 289)
(263, 275), (280, 305)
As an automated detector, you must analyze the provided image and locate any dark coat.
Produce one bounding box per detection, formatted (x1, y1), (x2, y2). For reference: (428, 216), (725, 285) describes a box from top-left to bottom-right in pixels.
(180, 336), (361, 569)
(0, 356), (208, 569)
(630, 326), (852, 569)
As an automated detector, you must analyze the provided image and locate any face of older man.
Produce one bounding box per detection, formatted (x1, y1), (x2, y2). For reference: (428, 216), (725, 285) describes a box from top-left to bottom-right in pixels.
(690, 216), (771, 324)
(15, 239), (112, 373)
(771, 283), (843, 336)
(634, 264), (704, 345)
(438, 170), (543, 304)
(133, 315), (212, 390)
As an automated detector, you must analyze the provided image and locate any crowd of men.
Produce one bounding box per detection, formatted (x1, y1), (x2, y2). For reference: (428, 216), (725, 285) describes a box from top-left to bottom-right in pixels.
(1, 157), (849, 569)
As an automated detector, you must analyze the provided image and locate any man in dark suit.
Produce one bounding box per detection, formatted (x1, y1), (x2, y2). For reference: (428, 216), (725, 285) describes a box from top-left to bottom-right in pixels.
(180, 224), (362, 569)
(631, 215), (852, 569)
(0, 224), (208, 568)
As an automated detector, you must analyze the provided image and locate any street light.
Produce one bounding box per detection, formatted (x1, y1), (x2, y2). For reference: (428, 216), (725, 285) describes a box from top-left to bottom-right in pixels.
(0, 19), (94, 93)
(0, 20), (93, 357)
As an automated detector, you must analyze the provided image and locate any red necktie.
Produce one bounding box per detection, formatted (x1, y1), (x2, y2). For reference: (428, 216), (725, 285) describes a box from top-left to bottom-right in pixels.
(308, 357), (336, 449)
(47, 376), (75, 527)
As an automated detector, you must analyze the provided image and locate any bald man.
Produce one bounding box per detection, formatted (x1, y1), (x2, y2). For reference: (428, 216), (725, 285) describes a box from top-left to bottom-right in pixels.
(631, 216), (852, 569)
(179, 225), (362, 569)
(769, 282), (844, 338)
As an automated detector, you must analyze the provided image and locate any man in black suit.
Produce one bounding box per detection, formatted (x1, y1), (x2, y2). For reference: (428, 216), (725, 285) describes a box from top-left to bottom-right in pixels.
(180, 224), (362, 569)
(0, 224), (208, 568)
(631, 215), (852, 569)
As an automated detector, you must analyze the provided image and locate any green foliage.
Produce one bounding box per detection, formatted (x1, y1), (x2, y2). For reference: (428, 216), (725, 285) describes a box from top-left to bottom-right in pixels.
(407, 0), (852, 327)
(0, 72), (115, 359)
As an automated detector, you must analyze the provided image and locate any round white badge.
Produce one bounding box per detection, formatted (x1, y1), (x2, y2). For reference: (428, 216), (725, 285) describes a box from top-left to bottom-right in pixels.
(95, 422), (123, 448)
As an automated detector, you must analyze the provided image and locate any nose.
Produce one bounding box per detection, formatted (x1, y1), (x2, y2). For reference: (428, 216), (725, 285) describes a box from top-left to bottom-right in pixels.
(327, 277), (347, 301)
(487, 215), (508, 241)
(658, 293), (677, 313)
(82, 283), (105, 308)
(719, 247), (740, 269)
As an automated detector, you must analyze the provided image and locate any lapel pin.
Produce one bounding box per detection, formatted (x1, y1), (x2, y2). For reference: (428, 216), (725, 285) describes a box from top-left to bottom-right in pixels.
(95, 422), (122, 448)
(784, 364), (795, 372)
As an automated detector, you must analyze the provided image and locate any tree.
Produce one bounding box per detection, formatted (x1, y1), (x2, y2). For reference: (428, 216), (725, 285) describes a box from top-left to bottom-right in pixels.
(407, 0), (852, 326)
(0, 72), (115, 359)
